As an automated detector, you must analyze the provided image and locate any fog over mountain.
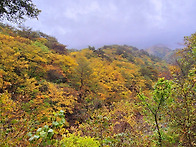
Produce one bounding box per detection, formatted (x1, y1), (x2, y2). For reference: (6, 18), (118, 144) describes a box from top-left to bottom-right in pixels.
(22, 0), (196, 50)
(146, 44), (172, 58)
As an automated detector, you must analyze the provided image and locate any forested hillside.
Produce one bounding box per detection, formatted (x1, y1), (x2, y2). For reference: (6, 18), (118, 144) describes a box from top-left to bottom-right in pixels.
(0, 24), (195, 146)
(145, 44), (180, 64)
(146, 44), (172, 59)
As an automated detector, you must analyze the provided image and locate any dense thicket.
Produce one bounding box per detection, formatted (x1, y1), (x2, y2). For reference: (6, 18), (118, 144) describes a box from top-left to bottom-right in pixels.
(0, 24), (195, 146)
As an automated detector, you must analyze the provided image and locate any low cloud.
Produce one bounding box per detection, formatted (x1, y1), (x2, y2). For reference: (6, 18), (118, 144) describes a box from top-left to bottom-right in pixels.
(25, 0), (196, 49)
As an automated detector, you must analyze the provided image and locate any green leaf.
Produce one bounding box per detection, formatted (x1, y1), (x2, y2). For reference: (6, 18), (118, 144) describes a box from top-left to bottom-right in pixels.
(52, 121), (59, 126)
(29, 135), (40, 142)
(29, 136), (35, 142)
(36, 128), (42, 132)
(27, 132), (32, 137)
(43, 125), (49, 130)
(40, 131), (47, 138)
(60, 118), (66, 125)
(46, 140), (52, 145)
(48, 129), (54, 133)
(34, 135), (40, 139)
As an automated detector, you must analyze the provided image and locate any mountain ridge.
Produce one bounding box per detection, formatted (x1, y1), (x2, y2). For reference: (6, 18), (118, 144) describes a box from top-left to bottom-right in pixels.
(145, 44), (173, 59)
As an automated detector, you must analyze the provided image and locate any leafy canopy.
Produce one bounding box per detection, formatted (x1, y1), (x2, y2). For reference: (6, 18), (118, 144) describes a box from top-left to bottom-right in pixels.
(0, 0), (41, 23)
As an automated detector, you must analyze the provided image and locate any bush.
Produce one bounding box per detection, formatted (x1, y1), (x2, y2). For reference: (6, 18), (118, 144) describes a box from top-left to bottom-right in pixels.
(60, 133), (100, 147)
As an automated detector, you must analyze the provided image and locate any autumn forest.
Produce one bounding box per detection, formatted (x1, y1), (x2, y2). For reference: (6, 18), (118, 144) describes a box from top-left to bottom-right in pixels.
(0, 1), (196, 146)
(0, 22), (195, 147)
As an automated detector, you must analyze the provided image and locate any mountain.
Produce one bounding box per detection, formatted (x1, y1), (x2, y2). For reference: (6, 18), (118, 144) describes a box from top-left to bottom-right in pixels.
(1, 24), (182, 146)
(146, 44), (172, 59)
(1, 23), (195, 147)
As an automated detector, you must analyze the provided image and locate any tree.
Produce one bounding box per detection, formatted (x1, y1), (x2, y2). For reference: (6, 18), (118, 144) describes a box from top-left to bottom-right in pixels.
(171, 68), (195, 147)
(138, 78), (172, 146)
(71, 56), (94, 102)
(170, 33), (196, 147)
(0, 0), (41, 23)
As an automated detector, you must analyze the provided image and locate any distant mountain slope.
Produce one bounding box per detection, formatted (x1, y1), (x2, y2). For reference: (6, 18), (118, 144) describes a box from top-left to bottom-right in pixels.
(163, 49), (180, 64)
(0, 24), (171, 146)
(146, 44), (172, 59)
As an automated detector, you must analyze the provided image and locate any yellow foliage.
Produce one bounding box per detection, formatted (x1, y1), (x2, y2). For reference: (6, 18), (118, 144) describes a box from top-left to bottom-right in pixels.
(135, 57), (145, 65)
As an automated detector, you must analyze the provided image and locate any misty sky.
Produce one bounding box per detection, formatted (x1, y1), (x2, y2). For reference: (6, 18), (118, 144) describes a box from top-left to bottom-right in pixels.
(24, 0), (196, 50)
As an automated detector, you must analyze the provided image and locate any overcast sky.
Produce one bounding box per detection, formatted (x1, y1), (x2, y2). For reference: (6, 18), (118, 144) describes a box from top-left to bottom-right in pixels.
(24, 0), (196, 50)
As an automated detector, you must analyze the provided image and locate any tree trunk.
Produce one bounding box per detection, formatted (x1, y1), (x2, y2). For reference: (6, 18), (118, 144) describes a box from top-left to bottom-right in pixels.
(155, 114), (162, 146)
